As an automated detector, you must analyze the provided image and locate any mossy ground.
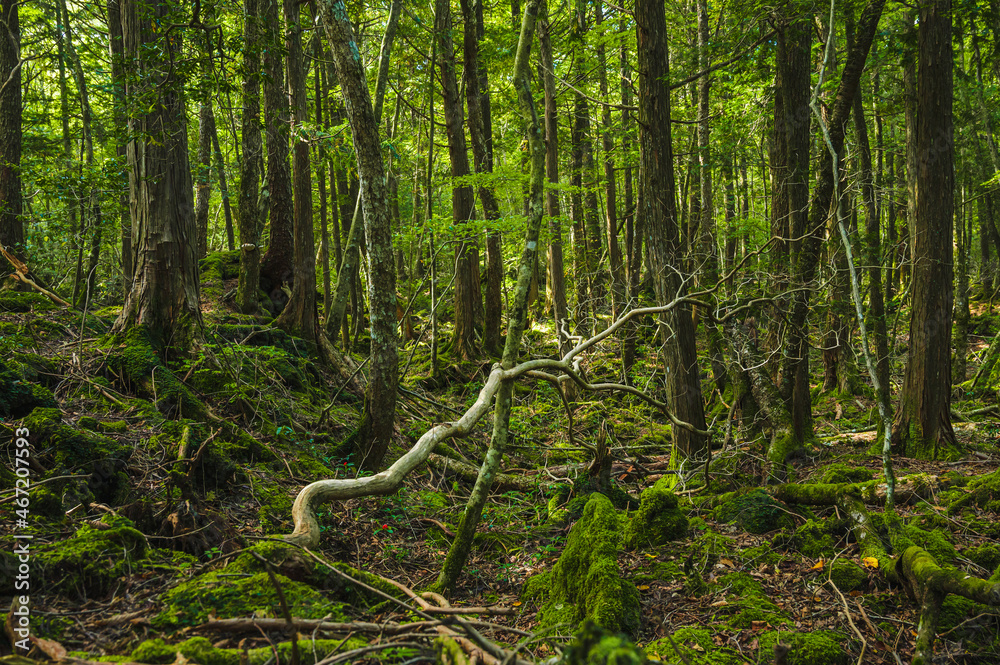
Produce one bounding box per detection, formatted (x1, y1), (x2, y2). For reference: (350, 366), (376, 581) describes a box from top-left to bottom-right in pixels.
(6, 264), (1000, 664)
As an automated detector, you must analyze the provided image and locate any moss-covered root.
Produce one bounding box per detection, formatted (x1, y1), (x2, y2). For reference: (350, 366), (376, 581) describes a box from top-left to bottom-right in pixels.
(897, 545), (1000, 665)
(523, 493), (640, 636)
(622, 478), (688, 549)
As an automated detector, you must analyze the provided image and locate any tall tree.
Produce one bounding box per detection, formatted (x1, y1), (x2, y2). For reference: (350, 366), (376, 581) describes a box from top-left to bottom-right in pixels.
(0, 0), (21, 267)
(237, 0), (263, 314)
(315, 0), (398, 471)
(274, 0), (319, 341)
(891, 0), (958, 459)
(259, 0), (294, 292)
(108, 0), (131, 293)
(436, 0), (479, 361)
(636, 0), (708, 456)
(112, 0), (202, 349)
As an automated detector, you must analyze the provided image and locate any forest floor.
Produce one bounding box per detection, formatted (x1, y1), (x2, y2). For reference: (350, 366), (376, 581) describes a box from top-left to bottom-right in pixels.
(2, 253), (1000, 665)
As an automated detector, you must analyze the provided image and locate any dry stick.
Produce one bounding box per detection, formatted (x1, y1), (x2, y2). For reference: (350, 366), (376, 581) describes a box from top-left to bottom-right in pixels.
(0, 243), (73, 308)
(827, 576), (867, 665)
(253, 552), (300, 665)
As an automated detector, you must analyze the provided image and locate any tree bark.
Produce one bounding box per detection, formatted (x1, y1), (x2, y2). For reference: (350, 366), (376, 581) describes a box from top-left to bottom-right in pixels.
(108, 0), (131, 294)
(0, 0), (21, 267)
(890, 0), (959, 460)
(260, 0), (294, 293)
(636, 0), (708, 457)
(195, 103), (214, 258)
(237, 0), (263, 314)
(112, 0), (202, 350)
(316, 0), (398, 472)
(597, 0), (623, 319)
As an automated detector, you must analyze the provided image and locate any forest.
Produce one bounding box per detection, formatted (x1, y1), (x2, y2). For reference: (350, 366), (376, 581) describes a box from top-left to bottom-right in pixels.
(1, 0), (1000, 662)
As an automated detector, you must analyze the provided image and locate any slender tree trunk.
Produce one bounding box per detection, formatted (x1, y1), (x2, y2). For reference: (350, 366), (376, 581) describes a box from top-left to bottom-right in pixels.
(436, 0), (478, 361)
(621, 22), (640, 380)
(902, 25), (918, 289)
(195, 103), (214, 258)
(462, 0), (503, 355)
(211, 122), (236, 252)
(435, 0), (545, 594)
(891, 0), (958, 460)
(108, 0), (131, 294)
(274, 0), (320, 342)
(237, 0), (263, 314)
(316, 0), (398, 471)
(260, 0), (294, 292)
(0, 0), (21, 268)
(538, 0), (571, 359)
(597, 0), (623, 319)
(316, 47), (331, 318)
(636, 0), (708, 457)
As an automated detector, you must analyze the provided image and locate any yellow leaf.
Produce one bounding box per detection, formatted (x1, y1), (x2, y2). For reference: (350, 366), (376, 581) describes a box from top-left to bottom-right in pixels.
(811, 560), (825, 571)
(637, 584), (650, 590)
(512, 601), (522, 607)
(645, 553), (657, 558)
(719, 558), (735, 568)
(863, 557), (879, 569)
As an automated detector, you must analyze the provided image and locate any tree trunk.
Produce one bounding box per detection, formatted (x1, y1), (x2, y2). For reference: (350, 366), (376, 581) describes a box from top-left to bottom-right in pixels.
(210, 122), (236, 252)
(316, 0), (398, 472)
(237, 0), (263, 314)
(435, 0), (545, 594)
(112, 0), (202, 350)
(891, 0), (959, 460)
(777, 0), (886, 461)
(621, 24), (640, 380)
(0, 0), (21, 267)
(434, 0), (478, 362)
(597, 0), (623, 319)
(636, 0), (708, 457)
(461, 0), (503, 355)
(108, 0), (131, 294)
(260, 0), (294, 293)
(195, 103), (214, 258)
(274, 0), (319, 343)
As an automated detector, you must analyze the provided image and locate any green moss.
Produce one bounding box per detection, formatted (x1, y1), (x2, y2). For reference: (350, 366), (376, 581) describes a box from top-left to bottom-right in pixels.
(560, 621), (648, 664)
(741, 543), (782, 567)
(0, 292), (53, 312)
(34, 523), (147, 598)
(520, 570), (551, 602)
(0, 358), (58, 418)
(32, 486), (64, 518)
(900, 524), (956, 564)
(78, 416), (129, 434)
(715, 489), (791, 534)
(24, 408), (131, 502)
(829, 560), (867, 592)
(622, 477), (688, 549)
(966, 543), (1000, 573)
(154, 570), (348, 630)
(532, 493), (640, 636)
(759, 630), (849, 665)
(131, 636), (366, 665)
(716, 572), (791, 629)
(7, 352), (59, 385)
(772, 518), (852, 559)
(645, 627), (742, 664)
(820, 464), (873, 485)
(199, 250), (242, 281)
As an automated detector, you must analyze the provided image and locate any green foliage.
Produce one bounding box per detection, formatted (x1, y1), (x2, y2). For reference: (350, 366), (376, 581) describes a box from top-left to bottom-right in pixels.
(829, 560), (867, 592)
(645, 627), (742, 664)
(558, 620), (648, 665)
(0, 358), (57, 418)
(32, 519), (147, 599)
(130, 636), (366, 665)
(758, 631), (850, 665)
(820, 463), (873, 485)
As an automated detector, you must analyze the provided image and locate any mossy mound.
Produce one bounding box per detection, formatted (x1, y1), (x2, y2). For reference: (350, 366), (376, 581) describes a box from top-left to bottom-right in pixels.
(153, 569), (348, 630)
(131, 635), (367, 665)
(559, 620), (648, 664)
(715, 489), (791, 534)
(820, 463), (873, 485)
(6, 352), (59, 386)
(0, 292), (54, 313)
(644, 627), (742, 664)
(524, 493), (640, 636)
(622, 477), (688, 549)
(773, 518), (849, 559)
(759, 630), (850, 665)
(950, 469), (1000, 514)
(34, 519), (147, 599)
(77, 416), (128, 433)
(0, 359), (57, 418)
(829, 560), (867, 592)
(716, 572), (791, 629)
(966, 542), (1000, 573)
(199, 250), (242, 282)
(23, 407), (132, 503)
(899, 524), (956, 564)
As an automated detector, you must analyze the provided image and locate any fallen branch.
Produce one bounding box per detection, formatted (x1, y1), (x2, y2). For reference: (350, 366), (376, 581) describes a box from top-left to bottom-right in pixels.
(427, 453), (538, 493)
(1, 244), (72, 308)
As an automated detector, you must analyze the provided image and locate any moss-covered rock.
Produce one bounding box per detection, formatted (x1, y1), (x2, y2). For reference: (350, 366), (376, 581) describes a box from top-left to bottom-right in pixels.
(715, 489), (791, 534)
(820, 464), (873, 485)
(153, 569), (348, 630)
(131, 636), (366, 665)
(0, 292), (54, 313)
(559, 620), (648, 664)
(966, 542), (1000, 573)
(525, 493), (640, 636)
(644, 627), (742, 664)
(829, 560), (867, 592)
(759, 631), (850, 665)
(0, 359), (57, 418)
(199, 250), (242, 281)
(33, 520), (147, 599)
(716, 572), (791, 629)
(900, 523), (956, 564)
(622, 477), (688, 549)
(77, 416), (128, 434)
(23, 408), (132, 503)
(7, 352), (59, 386)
